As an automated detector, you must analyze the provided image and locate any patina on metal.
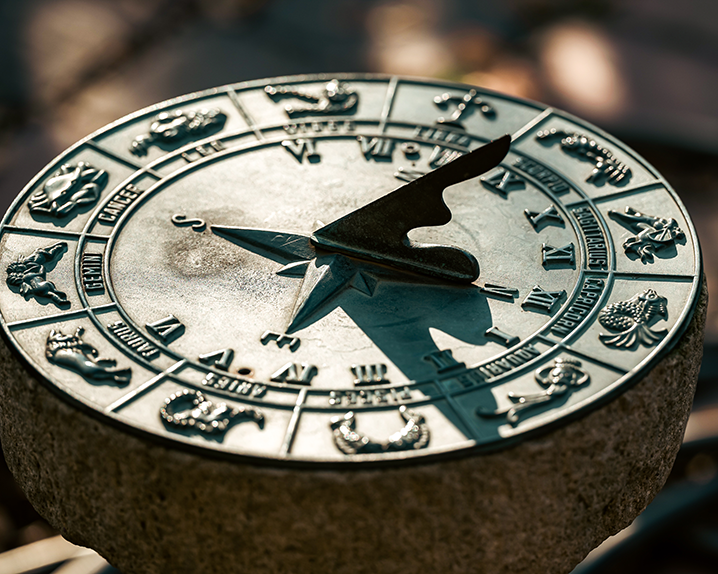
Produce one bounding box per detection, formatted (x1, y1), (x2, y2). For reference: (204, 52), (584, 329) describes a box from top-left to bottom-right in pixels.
(0, 74), (702, 467)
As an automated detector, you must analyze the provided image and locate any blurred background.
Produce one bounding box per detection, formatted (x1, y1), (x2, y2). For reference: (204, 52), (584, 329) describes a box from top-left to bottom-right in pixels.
(0, 0), (717, 572)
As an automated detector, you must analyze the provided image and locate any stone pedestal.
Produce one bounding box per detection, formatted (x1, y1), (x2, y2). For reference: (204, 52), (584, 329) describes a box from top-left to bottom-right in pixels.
(0, 282), (706, 574)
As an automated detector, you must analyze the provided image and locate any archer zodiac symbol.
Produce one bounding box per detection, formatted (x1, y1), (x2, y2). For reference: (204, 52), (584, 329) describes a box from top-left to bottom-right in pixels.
(598, 289), (668, 349)
(160, 389), (265, 436)
(46, 327), (132, 385)
(330, 406), (430, 455)
(536, 128), (631, 186)
(6, 242), (69, 307)
(476, 358), (590, 426)
(264, 79), (358, 117)
(608, 206), (685, 263)
(28, 162), (108, 220)
(433, 89), (495, 126)
(130, 108), (228, 156)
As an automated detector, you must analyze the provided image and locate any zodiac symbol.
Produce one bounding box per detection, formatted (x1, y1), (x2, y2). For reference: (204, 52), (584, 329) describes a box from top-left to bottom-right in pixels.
(46, 327), (131, 385)
(29, 162), (108, 220)
(477, 358), (590, 426)
(6, 242), (69, 307)
(130, 108), (227, 156)
(160, 389), (264, 436)
(433, 89), (494, 126)
(171, 214), (206, 232)
(537, 128), (631, 186)
(598, 289), (668, 349)
(265, 79), (358, 117)
(330, 406), (429, 455)
(608, 206), (685, 263)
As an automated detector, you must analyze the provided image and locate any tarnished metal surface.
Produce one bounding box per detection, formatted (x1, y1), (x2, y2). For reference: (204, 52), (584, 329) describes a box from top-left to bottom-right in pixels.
(0, 74), (702, 465)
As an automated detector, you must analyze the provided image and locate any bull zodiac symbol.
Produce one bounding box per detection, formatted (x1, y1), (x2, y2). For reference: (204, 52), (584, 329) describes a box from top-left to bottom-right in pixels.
(265, 79), (358, 117)
(160, 389), (264, 436)
(46, 327), (132, 385)
(537, 128), (631, 186)
(477, 358), (590, 426)
(29, 162), (108, 220)
(330, 406), (430, 455)
(130, 108), (228, 156)
(6, 242), (69, 307)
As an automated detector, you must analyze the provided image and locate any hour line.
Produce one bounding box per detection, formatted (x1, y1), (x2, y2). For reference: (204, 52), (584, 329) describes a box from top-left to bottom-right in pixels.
(280, 387), (308, 456)
(85, 140), (163, 179)
(227, 88), (265, 141)
(379, 76), (399, 133)
(105, 359), (186, 413)
(511, 108), (554, 142)
(7, 302), (117, 330)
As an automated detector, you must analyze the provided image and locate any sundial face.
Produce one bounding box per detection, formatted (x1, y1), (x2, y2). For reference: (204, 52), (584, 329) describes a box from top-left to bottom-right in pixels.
(0, 74), (701, 465)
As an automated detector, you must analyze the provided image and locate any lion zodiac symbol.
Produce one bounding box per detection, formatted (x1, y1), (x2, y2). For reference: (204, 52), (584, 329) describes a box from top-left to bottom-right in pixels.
(46, 327), (132, 385)
(29, 162), (108, 219)
(6, 242), (69, 307)
(130, 108), (228, 156)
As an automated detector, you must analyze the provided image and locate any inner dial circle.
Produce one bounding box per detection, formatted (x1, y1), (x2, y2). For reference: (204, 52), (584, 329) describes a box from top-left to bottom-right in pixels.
(109, 134), (581, 390)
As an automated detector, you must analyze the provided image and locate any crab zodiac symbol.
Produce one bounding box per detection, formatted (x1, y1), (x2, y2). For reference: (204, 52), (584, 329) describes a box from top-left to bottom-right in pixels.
(46, 327), (132, 385)
(29, 162), (108, 220)
(130, 108), (228, 156)
(265, 79), (358, 117)
(6, 242), (69, 307)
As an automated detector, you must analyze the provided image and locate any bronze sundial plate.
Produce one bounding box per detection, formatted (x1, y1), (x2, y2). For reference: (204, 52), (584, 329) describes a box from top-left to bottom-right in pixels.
(0, 74), (701, 466)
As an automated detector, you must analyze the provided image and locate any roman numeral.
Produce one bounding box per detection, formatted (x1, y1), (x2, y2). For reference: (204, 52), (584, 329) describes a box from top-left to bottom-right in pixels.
(480, 169), (526, 198)
(423, 349), (465, 373)
(146, 315), (185, 343)
(542, 243), (575, 267)
(525, 204), (564, 231)
(351, 364), (389, 386)
(282, 138), (320, 162)
(198, 348), (234, 370)
(480, 283), (519, 300)
(394, 167), (427, 182)
(522, 285), (565, 313)
(261, 330), (300, 352)
(358, 136), (394, 160)
(429, 146), (463, 168)
(485, 326), (519, 348)
(270, 362), (318, 385)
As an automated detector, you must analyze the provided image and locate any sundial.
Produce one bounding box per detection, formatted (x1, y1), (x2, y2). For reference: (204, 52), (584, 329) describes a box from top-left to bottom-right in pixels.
(0, 75), (705, 574)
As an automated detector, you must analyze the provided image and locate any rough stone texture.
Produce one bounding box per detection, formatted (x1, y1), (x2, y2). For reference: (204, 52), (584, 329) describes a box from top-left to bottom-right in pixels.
(0, 281), (707, 574)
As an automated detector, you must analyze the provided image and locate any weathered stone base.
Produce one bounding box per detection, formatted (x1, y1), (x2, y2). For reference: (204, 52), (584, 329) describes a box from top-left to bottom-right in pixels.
(0, 281), (706, 574)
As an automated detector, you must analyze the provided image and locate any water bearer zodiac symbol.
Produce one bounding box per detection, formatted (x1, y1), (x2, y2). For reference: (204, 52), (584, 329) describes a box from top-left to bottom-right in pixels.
(46, 327), (132, 385)
(6, 242), (69, 307)
(265, 79), (358, 117)
(330, 406), (430, 455)
(477, 358), (590, 426)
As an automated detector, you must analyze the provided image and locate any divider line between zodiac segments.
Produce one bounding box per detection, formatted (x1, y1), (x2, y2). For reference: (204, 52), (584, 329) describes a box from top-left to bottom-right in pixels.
(7, 302), (117, 330)
(510, 108), (554, 142)
(378, 76), (399, 133)
(1, 226), (110, 242)
(551, 345), (628, 375)
(85, 140), (164, 179)
(565, 182), (666, 208)
(105, 359), (186, 413)
(226, 88), (265, 141)
(280, 387), (308, 456)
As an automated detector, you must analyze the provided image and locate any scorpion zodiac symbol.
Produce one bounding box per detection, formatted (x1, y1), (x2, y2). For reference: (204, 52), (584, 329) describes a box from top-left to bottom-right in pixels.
(265, 79), (358, 117)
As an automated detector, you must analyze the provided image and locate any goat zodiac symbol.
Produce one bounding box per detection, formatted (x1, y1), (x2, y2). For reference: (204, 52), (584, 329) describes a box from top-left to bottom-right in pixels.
(6, 242), (69, 307)
(46, 327), (132, 385)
